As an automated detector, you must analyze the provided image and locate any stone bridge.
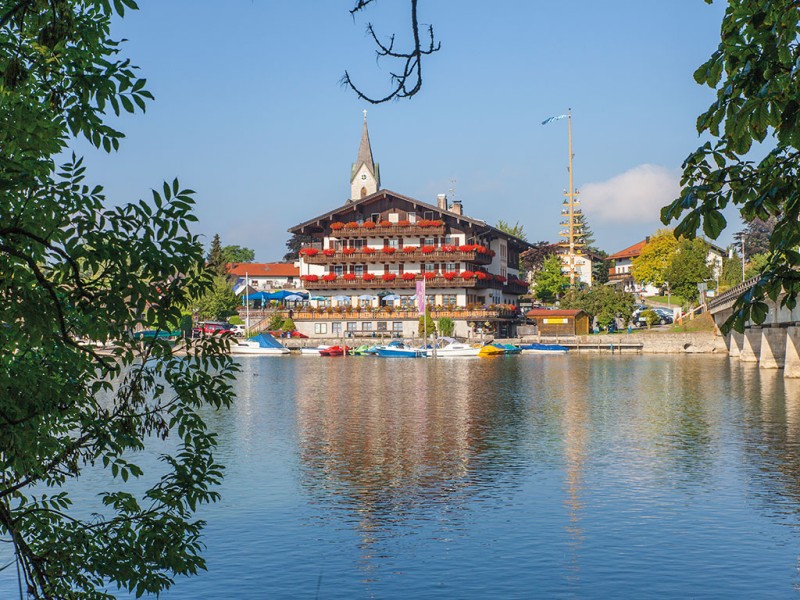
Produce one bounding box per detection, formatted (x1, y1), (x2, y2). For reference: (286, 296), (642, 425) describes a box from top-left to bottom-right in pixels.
(708, 277), (800, 378)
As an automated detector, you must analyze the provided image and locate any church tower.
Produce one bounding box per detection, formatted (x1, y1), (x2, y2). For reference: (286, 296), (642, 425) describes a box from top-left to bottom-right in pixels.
(350, 111), (380, 201)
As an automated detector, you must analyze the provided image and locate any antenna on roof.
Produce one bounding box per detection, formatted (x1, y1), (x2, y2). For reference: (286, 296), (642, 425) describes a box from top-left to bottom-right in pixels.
(449, 177), (457, 201)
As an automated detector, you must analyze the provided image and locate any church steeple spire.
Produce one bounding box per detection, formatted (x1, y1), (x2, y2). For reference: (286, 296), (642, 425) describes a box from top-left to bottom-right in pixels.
(350, 110), (380, 201)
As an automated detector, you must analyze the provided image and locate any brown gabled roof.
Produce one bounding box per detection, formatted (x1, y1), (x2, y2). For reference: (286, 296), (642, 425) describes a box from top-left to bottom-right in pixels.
(227, 263), (299, 278)
(287, 189), (532, 250)
(527, 309), (587, 318)
(608, 240), (647, 261)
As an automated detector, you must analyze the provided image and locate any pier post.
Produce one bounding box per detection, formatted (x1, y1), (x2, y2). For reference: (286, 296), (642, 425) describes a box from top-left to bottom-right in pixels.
(785, 326), (800, 379)
(726, 331), (742, 358)
(740, 326), (762, 363)
(760, 327), (786, 369)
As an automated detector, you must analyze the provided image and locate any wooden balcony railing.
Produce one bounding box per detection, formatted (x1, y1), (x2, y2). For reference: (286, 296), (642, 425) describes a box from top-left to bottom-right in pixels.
(275, 308), (521, 321)
(329, 224), (445, 238)
(302, 276), (503, 290)
(301, 248), (492, 266)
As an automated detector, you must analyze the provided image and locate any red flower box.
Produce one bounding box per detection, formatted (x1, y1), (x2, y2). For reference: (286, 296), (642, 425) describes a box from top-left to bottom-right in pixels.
(330, 222), (345, 230)
(300, 274), (319, 282)
(299, 248), (319, 256)
(322, 274), (337, 282)
(417, 219), (431, 227)
(476, 271), (488, 280)
(397, 219), (411, 227)
(440, 245), (457, 253)
(442, 271), (457, 280)
(429, 219), (444, 226)
(362, 247), (376, 254)
(423, 272), (436, 280)
(403, 246), (417, 253)
(343, 273), (357, 281)
(345, 221), (359, 229)
(460, 271), (476, 279)
(363, 273), (376, 281)
(342, 247), (356, 255)
(362, 221), (376, 229)
(495, 275), (507, 283)
(382, 273), (396, 281)
(420, 245), (435, 254)
(379, 220), (393, 227)
(322, 249), (336, 257)
(381, 247), (396, 254)
(401, 272), (417, 281)
(475, 245), (489, 254)
(458, 244), (474, 252)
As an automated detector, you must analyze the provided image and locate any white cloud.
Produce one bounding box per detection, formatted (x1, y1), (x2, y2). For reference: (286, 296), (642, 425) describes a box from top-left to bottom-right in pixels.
(581, 164), (680, 225)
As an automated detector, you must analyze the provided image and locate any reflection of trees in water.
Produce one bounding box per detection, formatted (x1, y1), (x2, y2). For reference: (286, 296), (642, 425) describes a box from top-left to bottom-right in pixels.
(295, 359), (531, 538)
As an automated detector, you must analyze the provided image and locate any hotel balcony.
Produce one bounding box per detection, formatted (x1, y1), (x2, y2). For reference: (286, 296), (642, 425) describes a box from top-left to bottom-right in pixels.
(302, 275), (502, 290)
(301, 247), (493, 266)
(244, 306), (521, 322)
(329, 224), (446, 238)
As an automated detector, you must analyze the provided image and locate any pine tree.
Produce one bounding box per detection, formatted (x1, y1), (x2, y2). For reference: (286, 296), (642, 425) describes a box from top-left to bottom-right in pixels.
(208, 233), (226, 277)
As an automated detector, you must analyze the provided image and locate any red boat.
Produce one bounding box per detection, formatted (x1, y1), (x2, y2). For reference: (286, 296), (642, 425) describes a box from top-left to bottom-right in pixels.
(318, 345), (351, 357)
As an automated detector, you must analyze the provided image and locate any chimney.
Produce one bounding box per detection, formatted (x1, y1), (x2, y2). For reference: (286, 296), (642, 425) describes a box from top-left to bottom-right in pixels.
(451, 200), (463, 215)
(437, 193), (448, 210)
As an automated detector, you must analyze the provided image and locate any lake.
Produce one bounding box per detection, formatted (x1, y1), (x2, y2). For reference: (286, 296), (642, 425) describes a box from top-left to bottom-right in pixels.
(4, 354), (800, 598)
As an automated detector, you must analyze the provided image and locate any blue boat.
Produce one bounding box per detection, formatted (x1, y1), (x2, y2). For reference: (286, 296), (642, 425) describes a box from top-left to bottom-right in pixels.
(492, 343), (522, 355)
(374, 340), (426, 358)
(520, 343), (569, 354)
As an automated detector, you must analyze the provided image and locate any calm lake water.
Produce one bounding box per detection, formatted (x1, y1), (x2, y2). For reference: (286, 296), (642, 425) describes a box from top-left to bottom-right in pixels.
(5, 354), (800, 598)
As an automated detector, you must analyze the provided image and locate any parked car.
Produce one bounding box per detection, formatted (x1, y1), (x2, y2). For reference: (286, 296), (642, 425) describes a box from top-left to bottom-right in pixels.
(231, 324), (247, 337)
(192, 321), (235, 337)
(634, 307), (674, 326)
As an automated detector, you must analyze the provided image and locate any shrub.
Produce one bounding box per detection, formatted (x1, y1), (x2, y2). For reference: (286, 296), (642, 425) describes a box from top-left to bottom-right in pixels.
(438, 317), (455, 337)
(228, 315), (243, 325)
(640, 309), (660, 329)
(282, 317), (296, 331)
(418, 310), (437, 336)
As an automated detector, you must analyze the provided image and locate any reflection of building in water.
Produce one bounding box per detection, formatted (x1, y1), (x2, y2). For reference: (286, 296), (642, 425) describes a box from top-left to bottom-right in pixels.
(294, 359), (527, 563)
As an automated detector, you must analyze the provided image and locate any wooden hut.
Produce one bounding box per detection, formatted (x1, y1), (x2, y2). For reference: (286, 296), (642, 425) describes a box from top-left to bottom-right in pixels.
(526, 309), (589, 336)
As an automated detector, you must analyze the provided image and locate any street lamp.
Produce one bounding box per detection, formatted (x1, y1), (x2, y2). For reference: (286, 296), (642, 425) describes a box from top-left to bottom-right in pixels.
(733, 231), (746, 283)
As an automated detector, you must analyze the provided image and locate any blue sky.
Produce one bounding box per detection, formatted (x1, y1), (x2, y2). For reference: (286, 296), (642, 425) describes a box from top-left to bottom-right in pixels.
(72, 1), (734, 261)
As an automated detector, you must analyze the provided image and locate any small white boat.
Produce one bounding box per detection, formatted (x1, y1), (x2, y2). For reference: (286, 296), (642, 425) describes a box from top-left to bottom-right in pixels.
(299, 345), (333, 356)
(230, 333), (290, 355)
(434, 342), (480, 357)
(520, 343), (569, 355)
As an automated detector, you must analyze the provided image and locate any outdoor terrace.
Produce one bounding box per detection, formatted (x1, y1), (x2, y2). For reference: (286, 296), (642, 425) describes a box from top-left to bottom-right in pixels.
(301, 275), (516, 291)
(328, 223), (446, 238)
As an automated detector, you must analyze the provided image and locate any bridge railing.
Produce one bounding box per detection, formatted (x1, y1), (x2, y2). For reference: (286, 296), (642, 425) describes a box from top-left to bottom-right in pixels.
(708, 276), (759, 311)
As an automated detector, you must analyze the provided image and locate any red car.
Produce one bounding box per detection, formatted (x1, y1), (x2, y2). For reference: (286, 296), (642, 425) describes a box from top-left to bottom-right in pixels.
(192, 322), (235, 337)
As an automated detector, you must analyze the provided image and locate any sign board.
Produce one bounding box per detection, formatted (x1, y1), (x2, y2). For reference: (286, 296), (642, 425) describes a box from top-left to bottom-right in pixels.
(697, 282), (707, 293)
(542, 318), (569, 324)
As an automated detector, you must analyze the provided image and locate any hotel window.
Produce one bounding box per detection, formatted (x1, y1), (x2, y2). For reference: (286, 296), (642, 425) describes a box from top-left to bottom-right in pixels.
(332, 322), (342, 335)
(401, 296), (414, 308)
(388, 238), (399, 249)
(334, 240), (343, 250)
(389, 264), (400, 274)
(500, 244), (507, 259)
(363, 322), (373, 332)
(424, 238), (435, 246)
(392, 322), (404, 332)
(346, 322), (357, 332)
(377, 321), (388, 332)
(371, 213), (380, 223)
(314, 323), (327, 335)
(424, 211), (434, 220)
(407, 212), (416, 223)
(443, 294), (456, 306)
(353, 239), (364, 249)
(354, 265), (365, 276)
(501, 267), (507, 278)
(359, 297), (371, 308)
(334, 265), (344, 276)
(445, 263), (456, 272)
(425, 263), (435, 272)
(444, 235), (456, 245)
(388, 212), (399, 223)
(426, 294), (435, 306)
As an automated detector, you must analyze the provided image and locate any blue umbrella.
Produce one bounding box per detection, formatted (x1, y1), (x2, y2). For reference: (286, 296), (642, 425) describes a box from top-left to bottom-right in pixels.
(284, 294), (304, 302)
(383, 294), (401, 301)
(332, 295), (350, 303)
(309, 296), (326, 301)
(358, 294), (377, 300)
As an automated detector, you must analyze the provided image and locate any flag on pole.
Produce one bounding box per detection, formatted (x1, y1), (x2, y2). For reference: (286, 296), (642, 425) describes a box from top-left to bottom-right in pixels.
(541, 114), (567, 125)
(416, 280), (426, 315)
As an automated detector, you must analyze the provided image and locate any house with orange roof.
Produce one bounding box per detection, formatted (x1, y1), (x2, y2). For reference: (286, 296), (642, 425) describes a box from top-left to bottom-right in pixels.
(228, 262), (301, 292)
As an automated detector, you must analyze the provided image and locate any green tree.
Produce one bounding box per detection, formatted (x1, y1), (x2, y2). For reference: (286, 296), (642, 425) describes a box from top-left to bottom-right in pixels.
(0, 1), (236, 595)
(664, 238), (713, 305)
(640, 309), (660, 329)
(661, 0), (800, 332)
(631, 229), (679, 288)
(418, 309), (437, 337)
(574, 213), (596, 250)
(196, 276), (239, 320)
(561, 285), (636, 329)
(720, 252), (745, 288)
(221, 245), (255, 264)
(745, 253), (771, 280)
(533, 255), (569, 303)
(207, 234), (226, 277)
(590, 250), (610, 285)
(282, 316), (296, 332)
(437, 316), (455, 337)
(519, 241), (560, 280)
(496, 219), (528, 241)
(283, 232), (313, 262)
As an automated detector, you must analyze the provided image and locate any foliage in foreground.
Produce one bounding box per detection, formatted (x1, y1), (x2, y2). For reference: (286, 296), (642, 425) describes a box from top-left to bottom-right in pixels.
(0, 0), (236, 597)
(661, 0), (800, 332)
